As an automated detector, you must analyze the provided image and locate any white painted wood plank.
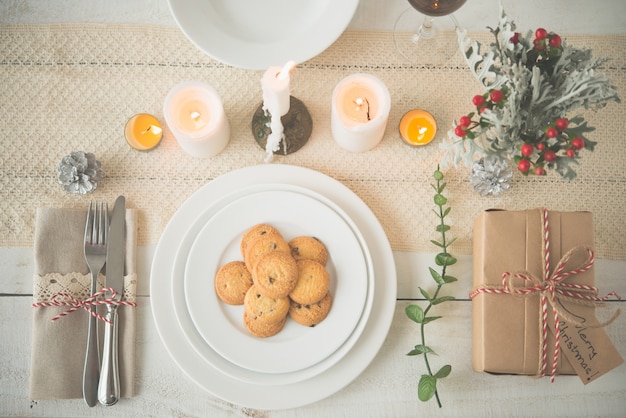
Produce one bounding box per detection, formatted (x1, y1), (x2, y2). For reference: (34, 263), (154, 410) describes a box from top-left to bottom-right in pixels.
(3, 247), (625, 300)
(395, 251), (626, 300)
(3, 297), (624, 417)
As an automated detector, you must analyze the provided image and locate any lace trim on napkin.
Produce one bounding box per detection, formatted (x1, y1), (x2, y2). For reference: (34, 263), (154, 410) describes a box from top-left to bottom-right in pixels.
(33, 272), (137, 303)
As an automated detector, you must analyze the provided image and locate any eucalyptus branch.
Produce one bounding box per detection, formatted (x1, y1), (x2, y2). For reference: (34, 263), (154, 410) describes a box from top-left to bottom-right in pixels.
(406, 167), (457, 408)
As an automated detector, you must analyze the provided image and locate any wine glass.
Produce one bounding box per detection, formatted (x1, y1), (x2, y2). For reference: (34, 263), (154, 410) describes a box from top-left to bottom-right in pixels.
(393, 0), (467, 62)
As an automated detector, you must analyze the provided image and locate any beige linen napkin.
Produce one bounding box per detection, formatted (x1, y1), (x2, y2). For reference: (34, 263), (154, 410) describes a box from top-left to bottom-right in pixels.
(30, 207), (137, 400)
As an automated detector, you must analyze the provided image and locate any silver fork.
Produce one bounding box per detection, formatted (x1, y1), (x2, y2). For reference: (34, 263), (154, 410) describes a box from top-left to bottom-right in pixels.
(83, 201), (108, 407)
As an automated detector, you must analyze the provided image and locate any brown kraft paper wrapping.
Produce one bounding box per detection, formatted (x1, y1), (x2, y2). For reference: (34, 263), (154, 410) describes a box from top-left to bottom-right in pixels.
(471, 208), (623, 384)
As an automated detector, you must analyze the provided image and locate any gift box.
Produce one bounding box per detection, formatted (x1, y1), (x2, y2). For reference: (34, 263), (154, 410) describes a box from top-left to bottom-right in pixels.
(471, 208), (622, 383)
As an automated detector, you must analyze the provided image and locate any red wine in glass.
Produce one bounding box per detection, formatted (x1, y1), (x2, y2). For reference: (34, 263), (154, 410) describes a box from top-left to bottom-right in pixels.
(407, 0), (467, 17)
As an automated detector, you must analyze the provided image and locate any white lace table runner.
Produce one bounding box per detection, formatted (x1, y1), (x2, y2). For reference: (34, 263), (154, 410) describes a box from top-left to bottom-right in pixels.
(1, 25), (625, 259)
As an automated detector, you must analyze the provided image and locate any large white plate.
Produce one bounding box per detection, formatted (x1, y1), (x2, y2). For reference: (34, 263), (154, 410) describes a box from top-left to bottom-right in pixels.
(184, 189), (368, 374)
(174, 183), (374, 387)
(151, 164), (397, 410)
(167, 0), (360, 69)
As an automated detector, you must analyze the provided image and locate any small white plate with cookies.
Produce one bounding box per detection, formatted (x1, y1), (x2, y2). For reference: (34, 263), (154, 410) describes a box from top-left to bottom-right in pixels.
(184, 189), (369, 374)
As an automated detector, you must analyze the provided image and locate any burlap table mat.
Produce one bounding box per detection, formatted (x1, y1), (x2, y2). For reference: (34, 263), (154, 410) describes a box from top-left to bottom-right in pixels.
(1, 25), (624, 259)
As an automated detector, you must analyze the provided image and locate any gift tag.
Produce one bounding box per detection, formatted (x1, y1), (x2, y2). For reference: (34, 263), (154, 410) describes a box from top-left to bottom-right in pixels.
(551, 300), (623, 384)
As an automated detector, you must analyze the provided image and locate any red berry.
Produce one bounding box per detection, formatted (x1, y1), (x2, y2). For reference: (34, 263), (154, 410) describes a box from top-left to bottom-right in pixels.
(510, 32), (520, 44)
(549, 34), (562, 47)
(518, 159), (531, 173)
(472, 95), (485, 107)
(536, 143), (546, 151)
(566, 149), (575, 158)
(544, 150), (557, 162)
(454, 125), (466, 137)
(534, 166), (546, 176)
(533, 39), (546, 51)
(535, 28), (548, 40)
(479, 106), (488, 114)
(490, 89), (504, 103)
(521, 143), (534, 157)
(546, 127), (558, 138)
(459, 115), (472, 127)
(555, 117), (568, 131)
(572, 137), (584, 150)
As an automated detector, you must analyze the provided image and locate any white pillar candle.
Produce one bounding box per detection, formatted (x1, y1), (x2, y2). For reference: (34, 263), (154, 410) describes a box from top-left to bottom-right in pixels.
(163, 81), (230, 158)
(331, 73), (391, 153)
(261, 61), (295, 160)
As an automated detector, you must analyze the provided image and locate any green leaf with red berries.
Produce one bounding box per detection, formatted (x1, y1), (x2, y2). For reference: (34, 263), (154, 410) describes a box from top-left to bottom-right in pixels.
(442, 5), (620, 183)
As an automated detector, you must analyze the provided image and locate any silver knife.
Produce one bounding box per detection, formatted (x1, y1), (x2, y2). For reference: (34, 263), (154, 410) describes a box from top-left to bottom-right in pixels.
(98, 195), (125, 406)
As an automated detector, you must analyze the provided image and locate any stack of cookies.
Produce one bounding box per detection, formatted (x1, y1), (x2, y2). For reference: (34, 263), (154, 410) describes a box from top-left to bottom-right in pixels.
(214, 223), (333, 338)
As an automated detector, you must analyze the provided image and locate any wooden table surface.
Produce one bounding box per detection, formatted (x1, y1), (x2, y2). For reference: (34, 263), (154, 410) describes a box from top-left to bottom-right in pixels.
(2, 0), (625, 416)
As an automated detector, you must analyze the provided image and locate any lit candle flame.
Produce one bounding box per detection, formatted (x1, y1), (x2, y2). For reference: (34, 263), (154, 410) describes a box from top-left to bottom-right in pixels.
(353, 97), (371, 121)
(142, 124), (162, 135)
(277, 60), (296, 80)
(190, 111), (201, 121)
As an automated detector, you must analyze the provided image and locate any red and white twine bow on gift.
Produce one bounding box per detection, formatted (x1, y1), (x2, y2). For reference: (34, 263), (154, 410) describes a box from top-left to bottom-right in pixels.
(32, 287), (137, 324)
(470, 208), (621, 382)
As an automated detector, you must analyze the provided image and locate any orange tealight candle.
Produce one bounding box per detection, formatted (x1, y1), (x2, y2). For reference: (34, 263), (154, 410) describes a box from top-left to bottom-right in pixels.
(125, 113), (163, 151)
(399, 109), (437, 146)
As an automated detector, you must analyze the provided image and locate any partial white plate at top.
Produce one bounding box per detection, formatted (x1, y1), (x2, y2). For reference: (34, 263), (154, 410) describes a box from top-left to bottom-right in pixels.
(167, 0), (359, 69)
(184, 189), (369, 374)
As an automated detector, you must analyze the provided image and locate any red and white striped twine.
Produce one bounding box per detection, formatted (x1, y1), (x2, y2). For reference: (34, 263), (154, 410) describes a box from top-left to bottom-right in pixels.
(32, 287), (137, 324)
(470, 208), (621, 382)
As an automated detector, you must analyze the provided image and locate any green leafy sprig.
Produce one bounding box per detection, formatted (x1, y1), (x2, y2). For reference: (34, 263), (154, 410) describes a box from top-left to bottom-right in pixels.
(406, 167), (457, 408)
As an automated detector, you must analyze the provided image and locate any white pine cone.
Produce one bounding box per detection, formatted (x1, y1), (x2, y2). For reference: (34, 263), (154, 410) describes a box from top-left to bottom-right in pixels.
(469, 156), (512, 196)
(57, 151), (104, 194)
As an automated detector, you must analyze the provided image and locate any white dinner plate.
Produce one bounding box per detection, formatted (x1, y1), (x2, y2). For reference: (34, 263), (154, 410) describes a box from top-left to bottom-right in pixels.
(166, 0), (359, 69)
(151, 164), (397, 410)
(184, 189), (368, 374)
(174, 183), (374, 386)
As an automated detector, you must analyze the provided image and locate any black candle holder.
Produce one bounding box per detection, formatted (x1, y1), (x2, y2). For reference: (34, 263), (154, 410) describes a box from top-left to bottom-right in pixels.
(251, 96), (312, 155)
